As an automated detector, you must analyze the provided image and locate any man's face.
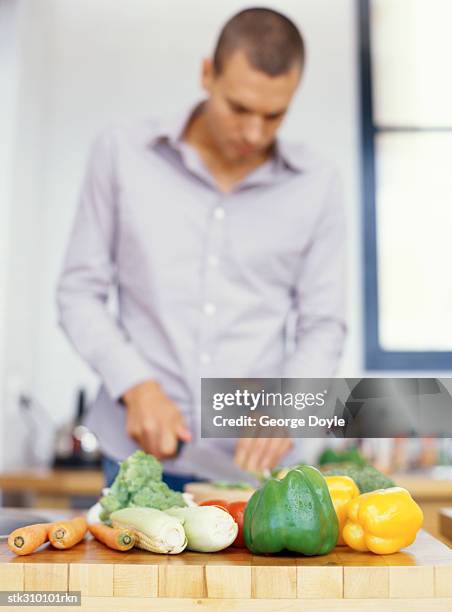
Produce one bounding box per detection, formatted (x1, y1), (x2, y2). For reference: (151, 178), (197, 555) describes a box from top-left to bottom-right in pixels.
(201, 50), (302, 164)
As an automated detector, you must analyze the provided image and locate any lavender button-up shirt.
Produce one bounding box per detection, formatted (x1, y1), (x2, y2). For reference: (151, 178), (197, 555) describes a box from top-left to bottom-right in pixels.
(56, 103), (347, 479)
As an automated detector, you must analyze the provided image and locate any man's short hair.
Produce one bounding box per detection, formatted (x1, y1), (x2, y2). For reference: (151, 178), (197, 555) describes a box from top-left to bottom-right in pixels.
(213, 7), (305, 77)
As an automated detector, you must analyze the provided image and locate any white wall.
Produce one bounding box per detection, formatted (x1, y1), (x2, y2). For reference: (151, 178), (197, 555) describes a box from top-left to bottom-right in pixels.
(2, 0), (364, 467)
(0, 0), (23, 471)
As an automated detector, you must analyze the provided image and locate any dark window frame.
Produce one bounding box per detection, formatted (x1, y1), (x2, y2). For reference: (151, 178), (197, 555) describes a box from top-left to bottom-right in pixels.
(359, 0), (452, 370)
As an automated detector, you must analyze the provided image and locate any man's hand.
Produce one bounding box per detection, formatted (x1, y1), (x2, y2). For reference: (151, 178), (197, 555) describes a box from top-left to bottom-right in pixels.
(122, 380), (192, 459)
(234, 437), (294, 474)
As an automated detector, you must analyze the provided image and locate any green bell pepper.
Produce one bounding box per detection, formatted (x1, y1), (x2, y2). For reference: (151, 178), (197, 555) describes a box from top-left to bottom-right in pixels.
(243, 465), (339, 555)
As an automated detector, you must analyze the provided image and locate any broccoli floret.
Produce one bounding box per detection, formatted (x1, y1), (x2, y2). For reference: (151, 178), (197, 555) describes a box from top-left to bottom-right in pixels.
(212, 480), (253, 490)
(98, 450), (186, 522)
(99, 508), (113, 524)
(119, 450), (163, 492)
(355, 465), (395, 492)
(131, 481), (185, 510)
(109, 479), (130, 504)
(164, 489), (186, 509)
(99, 492), (123, 514)
(322, 463), (395, 493)
(130, 484), (161, 507)
(318, 447), (367, 467)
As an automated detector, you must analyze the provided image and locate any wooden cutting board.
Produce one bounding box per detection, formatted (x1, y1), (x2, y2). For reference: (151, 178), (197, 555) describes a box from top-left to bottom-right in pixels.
(440, 508), (452, 542)
(1, 531), (452, 607)
(185, 474), (452, 504)
(184, 481), (255, 503)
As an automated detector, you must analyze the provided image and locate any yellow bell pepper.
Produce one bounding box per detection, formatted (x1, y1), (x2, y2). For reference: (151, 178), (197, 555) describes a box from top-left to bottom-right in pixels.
(325, 476), (360, 545)
(342, 487), (423, 554)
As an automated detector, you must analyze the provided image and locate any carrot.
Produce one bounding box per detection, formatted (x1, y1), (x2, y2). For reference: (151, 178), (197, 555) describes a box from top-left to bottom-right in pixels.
(88, 523), (136, 551)
(49, 516), (88, 549)
(8, 523), (50, 556)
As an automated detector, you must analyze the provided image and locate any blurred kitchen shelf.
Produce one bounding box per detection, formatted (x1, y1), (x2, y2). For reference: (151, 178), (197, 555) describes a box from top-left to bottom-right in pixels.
(0, 468), (104, 509)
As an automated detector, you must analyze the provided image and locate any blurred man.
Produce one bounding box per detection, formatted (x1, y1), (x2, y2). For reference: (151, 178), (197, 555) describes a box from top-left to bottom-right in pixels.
(57, 8), (346, 489)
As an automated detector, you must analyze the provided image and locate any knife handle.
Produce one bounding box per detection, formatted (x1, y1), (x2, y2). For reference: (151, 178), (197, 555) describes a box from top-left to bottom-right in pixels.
(175, 440), (186, 457)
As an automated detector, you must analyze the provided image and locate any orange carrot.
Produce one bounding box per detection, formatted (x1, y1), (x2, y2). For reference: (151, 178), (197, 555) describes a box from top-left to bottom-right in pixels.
(88, 523), (136, 551)
(49, 516), (88, 549)
(8, 523), (50, 556)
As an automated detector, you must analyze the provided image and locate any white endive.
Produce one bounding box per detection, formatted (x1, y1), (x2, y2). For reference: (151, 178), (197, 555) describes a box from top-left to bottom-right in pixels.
(165, 506), (238, 552)
(86, 501), (102, 526)
(111, 507), (187, 554)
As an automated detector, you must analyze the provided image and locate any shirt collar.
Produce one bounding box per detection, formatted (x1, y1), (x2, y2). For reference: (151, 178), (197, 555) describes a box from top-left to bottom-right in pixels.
(148, 101), (203, 149)
(274, 139), (307, 173)
(148, 100), (307, 174)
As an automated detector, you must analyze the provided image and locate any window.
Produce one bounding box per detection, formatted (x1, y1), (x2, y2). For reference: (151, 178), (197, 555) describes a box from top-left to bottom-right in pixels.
(360, 0), (452, 369)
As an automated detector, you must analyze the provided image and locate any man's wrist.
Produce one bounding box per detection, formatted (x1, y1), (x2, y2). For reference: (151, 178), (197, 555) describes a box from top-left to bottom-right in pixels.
(121, 379), (161, 406)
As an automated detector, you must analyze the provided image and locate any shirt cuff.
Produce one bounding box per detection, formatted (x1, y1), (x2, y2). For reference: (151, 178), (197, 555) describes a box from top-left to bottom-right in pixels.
(94, 343), (155, 401)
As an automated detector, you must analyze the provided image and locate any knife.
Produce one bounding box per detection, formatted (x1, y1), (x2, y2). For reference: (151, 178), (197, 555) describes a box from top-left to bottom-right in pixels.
(173, 440), (260, 486)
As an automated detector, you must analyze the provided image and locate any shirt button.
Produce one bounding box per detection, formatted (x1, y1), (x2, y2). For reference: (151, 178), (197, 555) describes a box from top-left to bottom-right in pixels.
(213, 207), (225, 220)
(208, 255), (219, 268)
(200, 352), (211, 365)
(203, 302), (216, 316)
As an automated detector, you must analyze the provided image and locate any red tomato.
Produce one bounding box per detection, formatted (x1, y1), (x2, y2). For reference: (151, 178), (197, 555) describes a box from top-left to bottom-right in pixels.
(199, 499), (229, 513)
(227, 501), (247, 548)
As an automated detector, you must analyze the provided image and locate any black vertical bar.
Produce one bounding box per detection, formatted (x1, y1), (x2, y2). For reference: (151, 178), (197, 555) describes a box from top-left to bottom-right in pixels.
(358, 0), (380, 368)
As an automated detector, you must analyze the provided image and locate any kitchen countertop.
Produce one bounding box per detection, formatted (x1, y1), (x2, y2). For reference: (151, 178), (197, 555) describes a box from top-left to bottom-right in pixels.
(1, 530), (452, 610)
(394, 474), (452, 499)
(2, 468), (451, 501)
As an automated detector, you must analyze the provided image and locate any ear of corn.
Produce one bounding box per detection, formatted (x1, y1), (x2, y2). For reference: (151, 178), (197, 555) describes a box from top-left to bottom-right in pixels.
(131, 529), (186, 554)
(110, 507), (187, 554)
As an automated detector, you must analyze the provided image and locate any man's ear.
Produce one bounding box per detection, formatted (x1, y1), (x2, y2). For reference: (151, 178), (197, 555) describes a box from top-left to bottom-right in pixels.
(201, 57), (215, 92)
